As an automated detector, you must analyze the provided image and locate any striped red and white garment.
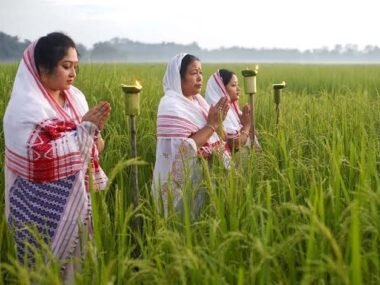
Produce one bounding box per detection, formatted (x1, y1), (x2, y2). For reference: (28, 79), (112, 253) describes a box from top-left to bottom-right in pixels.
(3, 42), (107, 266)
(152, 54), (230, 212)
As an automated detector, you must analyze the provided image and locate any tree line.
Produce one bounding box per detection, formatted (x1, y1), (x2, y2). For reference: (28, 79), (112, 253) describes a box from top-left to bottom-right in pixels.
(2, 31), (380, 63)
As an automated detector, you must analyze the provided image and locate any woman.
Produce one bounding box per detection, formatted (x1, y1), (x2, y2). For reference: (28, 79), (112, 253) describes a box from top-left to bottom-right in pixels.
(205, 69), (260, 151)
(3, 32), (111, 274)
(152, 54), (230, 216)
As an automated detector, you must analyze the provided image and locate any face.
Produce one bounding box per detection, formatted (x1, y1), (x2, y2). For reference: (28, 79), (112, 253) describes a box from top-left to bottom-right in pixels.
(40, 47), (79, 91)
(181, 60), (203, 97)
(225, 74), (240, 102)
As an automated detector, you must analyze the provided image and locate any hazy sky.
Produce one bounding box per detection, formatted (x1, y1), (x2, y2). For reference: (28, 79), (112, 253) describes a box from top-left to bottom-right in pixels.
(0, 0), (378, 50)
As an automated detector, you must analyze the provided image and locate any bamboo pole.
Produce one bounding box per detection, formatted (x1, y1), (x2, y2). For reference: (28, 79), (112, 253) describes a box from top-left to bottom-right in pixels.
(130, 115), (138, 209)
(273, 81), (286, 127)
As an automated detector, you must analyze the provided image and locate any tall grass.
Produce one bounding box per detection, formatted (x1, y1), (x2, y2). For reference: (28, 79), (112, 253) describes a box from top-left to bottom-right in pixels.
(0, 63), (379, 284)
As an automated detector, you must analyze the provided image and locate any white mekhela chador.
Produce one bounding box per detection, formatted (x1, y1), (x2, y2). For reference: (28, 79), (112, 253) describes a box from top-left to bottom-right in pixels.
(3, 42), (107, 268)
(152, 54), (230, 215)
(205, 71), (260, 148)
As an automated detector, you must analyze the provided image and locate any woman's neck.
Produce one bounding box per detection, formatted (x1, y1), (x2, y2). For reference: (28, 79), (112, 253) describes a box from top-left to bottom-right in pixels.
(183, 94), (195, 101)
(49, 90), (66, 107)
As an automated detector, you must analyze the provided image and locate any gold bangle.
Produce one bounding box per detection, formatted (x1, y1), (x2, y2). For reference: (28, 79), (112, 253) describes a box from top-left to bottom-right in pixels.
(205, 124), (216, 132)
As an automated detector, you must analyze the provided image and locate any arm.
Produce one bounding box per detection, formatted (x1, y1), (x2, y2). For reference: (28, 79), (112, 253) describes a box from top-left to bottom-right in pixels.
(227, 104), (251, 151)
(189, 124), (217, 148)
(95, 132), (105, 153)
(227, 125), (250, 151)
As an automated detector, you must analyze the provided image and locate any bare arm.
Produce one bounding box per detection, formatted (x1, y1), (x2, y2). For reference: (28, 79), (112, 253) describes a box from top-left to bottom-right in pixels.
(95, 133), (105, 153)
(227, 104), (251, 151)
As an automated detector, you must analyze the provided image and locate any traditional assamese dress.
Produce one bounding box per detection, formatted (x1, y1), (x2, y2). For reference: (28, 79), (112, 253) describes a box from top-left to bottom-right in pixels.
(3, 43), (107, 266)
(205, 71), (260, 148)
(152, 54), (230, 215)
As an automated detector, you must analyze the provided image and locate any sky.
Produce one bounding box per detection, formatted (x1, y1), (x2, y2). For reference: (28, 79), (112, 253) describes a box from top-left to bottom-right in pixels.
(0, 0), (379, 51)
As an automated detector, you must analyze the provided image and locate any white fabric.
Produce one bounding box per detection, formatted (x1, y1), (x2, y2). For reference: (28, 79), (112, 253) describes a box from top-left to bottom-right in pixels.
(3, 41), (107, 260)
(205, 71), (242, 138)
(4, 61), (87, 157)
(205, 71), (261, 148)
(152, 54), (228, 214)
(3, 43), (108, 217)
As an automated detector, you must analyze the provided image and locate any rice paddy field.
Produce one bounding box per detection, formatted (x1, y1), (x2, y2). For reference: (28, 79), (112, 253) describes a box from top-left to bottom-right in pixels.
(0, 63), (380, 284)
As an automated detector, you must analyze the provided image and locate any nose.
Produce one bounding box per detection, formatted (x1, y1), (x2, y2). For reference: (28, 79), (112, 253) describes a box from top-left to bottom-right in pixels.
(70, 66), (77, 78)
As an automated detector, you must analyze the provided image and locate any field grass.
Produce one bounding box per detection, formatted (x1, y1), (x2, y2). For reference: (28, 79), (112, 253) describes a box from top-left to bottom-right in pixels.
(0, 63), (380, 284)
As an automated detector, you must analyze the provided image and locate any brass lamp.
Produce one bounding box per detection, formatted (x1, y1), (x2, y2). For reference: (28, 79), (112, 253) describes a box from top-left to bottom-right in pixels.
(272, 81), (286, 126)
(241, 65), (259, 147)
(121, 80), (142, 211)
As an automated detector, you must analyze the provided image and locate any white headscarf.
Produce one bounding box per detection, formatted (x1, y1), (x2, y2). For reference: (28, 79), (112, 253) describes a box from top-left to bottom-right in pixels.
(3, 42), (107, 185)
(157, 53), (221, 147)
(3, 41), (108, 263)
(205, 71), (242, 139)
(153, 54), (230, 199)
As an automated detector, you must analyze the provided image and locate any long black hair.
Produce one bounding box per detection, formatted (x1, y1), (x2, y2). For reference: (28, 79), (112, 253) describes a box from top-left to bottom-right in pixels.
(219, 69), (235, 86)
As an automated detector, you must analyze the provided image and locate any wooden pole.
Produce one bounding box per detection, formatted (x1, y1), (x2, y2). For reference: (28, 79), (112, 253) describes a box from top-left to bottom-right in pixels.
(130, 115), (142, 258)
(273, 82), (286, 128)
(249, 93), (256, 146)
(130, 115), (138, 209)
(276, 103), (280, 127)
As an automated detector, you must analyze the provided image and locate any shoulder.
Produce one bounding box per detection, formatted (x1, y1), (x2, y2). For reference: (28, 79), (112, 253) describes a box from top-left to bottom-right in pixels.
(69, 86), (89, 110)
(70, 85), (86, 101)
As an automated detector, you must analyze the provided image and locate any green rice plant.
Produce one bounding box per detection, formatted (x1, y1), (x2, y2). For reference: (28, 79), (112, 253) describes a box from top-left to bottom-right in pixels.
(0, 63), (380, 284)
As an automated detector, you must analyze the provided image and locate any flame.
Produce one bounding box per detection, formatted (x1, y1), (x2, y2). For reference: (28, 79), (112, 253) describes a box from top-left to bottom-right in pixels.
(135, 80), (142, 88)
(255, 65), (259, 71)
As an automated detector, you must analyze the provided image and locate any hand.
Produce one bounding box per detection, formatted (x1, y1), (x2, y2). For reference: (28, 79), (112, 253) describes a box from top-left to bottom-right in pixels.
(82, 101), (112, 130)
(240, 104), (251, 130)
(95, 133), (105, 153)
(207, 97), (229, 129)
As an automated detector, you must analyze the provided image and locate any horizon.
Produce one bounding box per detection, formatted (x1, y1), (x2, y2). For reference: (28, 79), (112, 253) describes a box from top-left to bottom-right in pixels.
(1, 30), (377, 53)
(1, 0), (379, 52)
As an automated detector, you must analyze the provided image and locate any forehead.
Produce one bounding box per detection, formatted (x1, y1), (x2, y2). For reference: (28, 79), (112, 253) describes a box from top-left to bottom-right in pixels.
(60, 47), (78, 62)
(186, 60), (201, 70)
(229, 74), (238, 83)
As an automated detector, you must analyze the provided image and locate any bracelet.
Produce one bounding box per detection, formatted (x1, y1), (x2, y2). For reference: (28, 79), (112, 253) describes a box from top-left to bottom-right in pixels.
(240, 129), (249, 136)
(205, 124), (216, 132)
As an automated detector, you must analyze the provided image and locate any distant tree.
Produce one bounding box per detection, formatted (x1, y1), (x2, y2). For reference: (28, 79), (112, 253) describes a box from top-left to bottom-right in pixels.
(2, 30), (380, 63)
(0, 32), (30, 61)
(76, 43), (88, 59)
(91, 41), (127, 61)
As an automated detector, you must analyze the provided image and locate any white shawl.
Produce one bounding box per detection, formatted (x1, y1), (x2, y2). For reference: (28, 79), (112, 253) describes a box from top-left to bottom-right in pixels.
(3, 42), (107, 184)
(153, 54), (229, 210)
(205, 71), (243, 139)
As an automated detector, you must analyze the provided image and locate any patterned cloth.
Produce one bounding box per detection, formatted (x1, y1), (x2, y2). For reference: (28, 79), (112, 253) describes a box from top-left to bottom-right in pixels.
(152, 54), (230, 215)
(9, 175), (75, 263)
(205, 71), (243, 140)
(205, 70), (261, 148)
(3, 42), (107, 268)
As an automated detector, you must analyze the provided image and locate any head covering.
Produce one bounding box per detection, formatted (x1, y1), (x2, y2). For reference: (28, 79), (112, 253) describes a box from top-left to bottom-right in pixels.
(153, 54), (230, 214)
(157, 53), (222, 154)
(205, 71), (242, 139)
(3, 42), (106, 185)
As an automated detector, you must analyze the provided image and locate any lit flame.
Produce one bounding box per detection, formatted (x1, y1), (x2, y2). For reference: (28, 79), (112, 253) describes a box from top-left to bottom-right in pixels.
(255, 65), (259, 71)
(135, 80), (142, 88)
